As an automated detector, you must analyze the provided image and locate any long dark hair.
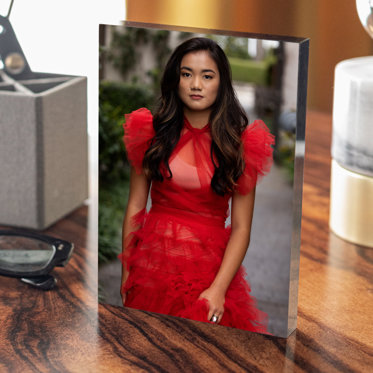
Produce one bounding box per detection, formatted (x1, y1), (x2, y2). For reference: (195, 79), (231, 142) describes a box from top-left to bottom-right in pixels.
(143, 37), (248, 195)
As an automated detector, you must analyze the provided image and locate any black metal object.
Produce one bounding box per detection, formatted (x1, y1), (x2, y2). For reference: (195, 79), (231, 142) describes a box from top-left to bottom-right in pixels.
(0, 11), (34, 80)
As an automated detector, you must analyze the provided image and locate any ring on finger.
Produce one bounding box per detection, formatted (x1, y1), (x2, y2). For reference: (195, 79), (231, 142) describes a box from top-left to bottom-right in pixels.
(211, 314), (219, 323)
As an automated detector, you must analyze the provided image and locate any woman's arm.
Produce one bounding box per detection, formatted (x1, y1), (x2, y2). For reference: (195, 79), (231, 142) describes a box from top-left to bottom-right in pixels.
(121, 166), (150, 304)
(199, 187), (256, 323)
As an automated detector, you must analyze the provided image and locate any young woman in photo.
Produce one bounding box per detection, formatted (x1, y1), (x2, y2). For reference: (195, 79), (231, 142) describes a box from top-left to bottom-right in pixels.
(119, 37), (274, 332)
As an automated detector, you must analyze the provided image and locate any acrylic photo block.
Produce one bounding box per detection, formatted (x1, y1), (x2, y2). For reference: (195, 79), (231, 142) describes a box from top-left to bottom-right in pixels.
(99, 22), (309, 337)
(0, 73), (88, 229)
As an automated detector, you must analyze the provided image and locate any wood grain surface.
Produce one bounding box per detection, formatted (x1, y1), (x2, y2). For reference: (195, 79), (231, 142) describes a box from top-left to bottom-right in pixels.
(0, 206), (98, 373)
(1, 111), (372, 372)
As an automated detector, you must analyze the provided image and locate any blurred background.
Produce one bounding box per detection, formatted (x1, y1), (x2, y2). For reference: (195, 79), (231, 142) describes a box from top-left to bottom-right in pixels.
(2, 0), (372, 333)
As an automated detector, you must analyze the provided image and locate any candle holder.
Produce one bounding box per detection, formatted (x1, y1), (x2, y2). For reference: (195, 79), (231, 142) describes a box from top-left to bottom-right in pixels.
(329, 1), (373, 247)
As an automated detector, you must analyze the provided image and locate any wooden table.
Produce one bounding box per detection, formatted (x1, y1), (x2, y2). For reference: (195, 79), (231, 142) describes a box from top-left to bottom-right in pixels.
(1, 111), (372, 372)
(0, 205), (98, 372)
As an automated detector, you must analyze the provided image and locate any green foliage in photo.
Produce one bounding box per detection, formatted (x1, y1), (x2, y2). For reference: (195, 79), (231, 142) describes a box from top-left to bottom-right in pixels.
(99, 82), (155, 264)
(99, 81), (155, 185)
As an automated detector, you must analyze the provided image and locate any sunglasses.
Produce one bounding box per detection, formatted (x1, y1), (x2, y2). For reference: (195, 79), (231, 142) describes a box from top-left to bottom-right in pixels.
(0, 230), (74, 290)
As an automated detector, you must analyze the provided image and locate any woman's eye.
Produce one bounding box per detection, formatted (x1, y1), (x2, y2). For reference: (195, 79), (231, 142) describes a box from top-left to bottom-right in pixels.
(203, 75), (213, 80)
(181, 72), (191, 77)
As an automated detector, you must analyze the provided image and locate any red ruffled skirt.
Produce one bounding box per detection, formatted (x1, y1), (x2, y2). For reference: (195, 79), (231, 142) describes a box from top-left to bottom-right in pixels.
(119, 206), (268, 333)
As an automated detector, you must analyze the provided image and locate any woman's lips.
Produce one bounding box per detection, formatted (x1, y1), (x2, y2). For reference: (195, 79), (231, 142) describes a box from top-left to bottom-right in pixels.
(190, 95), (203, 100)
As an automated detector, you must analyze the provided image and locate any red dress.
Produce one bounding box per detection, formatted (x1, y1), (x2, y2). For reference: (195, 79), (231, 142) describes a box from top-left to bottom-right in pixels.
(119, 108), (274, 333)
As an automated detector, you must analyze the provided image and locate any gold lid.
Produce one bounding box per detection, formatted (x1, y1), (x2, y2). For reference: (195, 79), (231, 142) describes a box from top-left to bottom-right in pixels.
(125, 0), (298, 36)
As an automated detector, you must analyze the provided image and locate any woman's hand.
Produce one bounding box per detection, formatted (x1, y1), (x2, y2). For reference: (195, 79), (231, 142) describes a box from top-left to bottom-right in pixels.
(120, 269), (129, 305)
(198, 286), (225, 324)
(120, 167), (150, 307)
(120, 290), (127, 305)
(120, 286), (128, 305)
(201, 189), (255, 322)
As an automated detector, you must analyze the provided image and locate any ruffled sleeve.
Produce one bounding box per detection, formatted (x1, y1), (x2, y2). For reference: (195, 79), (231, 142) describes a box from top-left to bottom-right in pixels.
(236, 119), (275, 195)
(123, 108), (155, 174)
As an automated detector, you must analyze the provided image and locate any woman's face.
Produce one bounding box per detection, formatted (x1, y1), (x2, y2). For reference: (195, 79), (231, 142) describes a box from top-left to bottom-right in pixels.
(178, 50), (220, 115)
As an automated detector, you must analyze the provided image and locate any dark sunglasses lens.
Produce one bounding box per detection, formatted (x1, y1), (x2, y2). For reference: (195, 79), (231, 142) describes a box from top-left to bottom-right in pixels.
(0, 235), (55, 273)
